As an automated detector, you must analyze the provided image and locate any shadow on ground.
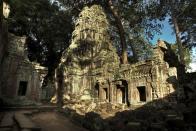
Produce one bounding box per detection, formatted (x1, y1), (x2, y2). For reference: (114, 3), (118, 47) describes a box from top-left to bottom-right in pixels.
(57, 91), (196, 131)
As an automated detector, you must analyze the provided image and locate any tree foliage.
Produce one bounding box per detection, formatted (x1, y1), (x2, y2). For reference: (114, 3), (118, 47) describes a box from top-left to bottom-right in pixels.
(171, 43), (192, 70)
(7, 0), (195, 72)
(8, 0), (73, 72)
(146, 0), (195, 65)
(58, 0), (161, 63)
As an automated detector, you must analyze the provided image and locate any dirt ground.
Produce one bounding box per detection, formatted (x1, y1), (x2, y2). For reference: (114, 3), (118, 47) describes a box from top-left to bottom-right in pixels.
(31, 112), (88, 131)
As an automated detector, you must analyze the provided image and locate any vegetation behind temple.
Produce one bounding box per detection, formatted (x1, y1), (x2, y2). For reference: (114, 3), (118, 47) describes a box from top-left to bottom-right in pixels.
(8, 0), (73, 77)
(7, 0), (195, 75)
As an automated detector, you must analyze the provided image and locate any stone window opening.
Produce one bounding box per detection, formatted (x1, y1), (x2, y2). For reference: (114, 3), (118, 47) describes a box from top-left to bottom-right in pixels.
(137, 86), (146, 102)
(18, 81), (28, 96)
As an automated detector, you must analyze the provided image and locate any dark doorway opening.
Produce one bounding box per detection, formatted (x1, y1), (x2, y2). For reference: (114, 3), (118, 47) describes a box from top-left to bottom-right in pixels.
(103, 88), (108, 100)
(121, 87), (125, 103)
(95, 83), (99, 98)
(137, 86), (146, 102)
(18, 81), (28, 96)
(117, 86), (126, 104)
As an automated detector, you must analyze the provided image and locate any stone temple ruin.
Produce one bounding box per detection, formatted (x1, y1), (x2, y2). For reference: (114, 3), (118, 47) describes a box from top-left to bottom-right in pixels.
(0, 1), (47, 103)
(1, 3), (196, 131)
(0, 34), (47, 101)
(0, 3), (179, 107)
(55, 5), (178, 107)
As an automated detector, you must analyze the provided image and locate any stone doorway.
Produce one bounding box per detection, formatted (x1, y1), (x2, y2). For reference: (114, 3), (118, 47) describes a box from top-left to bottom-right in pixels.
(117, 86), (125, 104)
(95, 83), (99, 98)
(103, 88), (108, 100)
(137, 86), (146, 102)
(18, 81), (28, 96)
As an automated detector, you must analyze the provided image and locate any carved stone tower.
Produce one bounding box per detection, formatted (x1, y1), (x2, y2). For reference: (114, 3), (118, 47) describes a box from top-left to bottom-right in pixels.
(57, 5), (120, 100)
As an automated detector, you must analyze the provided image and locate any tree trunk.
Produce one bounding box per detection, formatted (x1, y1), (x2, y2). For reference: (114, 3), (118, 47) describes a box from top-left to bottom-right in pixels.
(171, 11), (186, 101)
(56, 66), (64, 107)
(172, 13), (186, 84)
(129, 42), (138, 62)
(107, 0), (128, 64)
(172, 14), (185, 66)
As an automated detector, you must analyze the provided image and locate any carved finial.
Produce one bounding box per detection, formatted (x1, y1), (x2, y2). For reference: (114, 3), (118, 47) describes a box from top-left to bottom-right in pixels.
(3, 1), (10, 18)
(157, 39), (167, 49)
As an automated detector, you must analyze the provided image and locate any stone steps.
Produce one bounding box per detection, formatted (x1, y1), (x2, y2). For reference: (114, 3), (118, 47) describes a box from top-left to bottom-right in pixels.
(14, 113), (41, 131)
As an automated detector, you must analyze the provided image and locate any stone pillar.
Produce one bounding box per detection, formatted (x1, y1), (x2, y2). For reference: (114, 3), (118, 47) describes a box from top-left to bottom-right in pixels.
(0, 1), (2, 62)
(0, 1), (10, 96)
(124, 86), (126, 104)
(1, 1), (9, 61)
(127, 81), (132, 104)
(0, 2), (3, 95)
(109, 82), (113, 103)
(146, 82), (152, 102)
(56, 66), (64, 106)
(98, 83), (102, 100)
(111, 83), (116, 103)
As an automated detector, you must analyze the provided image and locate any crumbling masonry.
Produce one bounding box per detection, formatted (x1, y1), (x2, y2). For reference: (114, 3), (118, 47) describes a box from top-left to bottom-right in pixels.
(55, 5), (178, 106)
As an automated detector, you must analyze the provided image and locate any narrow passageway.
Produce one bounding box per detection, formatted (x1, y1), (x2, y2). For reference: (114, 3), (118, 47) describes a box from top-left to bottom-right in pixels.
(31, 112), (88, 131)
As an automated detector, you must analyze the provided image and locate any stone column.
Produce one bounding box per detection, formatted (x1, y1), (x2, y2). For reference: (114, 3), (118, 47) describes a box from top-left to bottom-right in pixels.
(0, 1), (2, 62)
(109, 83), (113, 103)
(146, 83), (151, 102)
(98, 83), (102, 100)
(0, 1), (10, 96)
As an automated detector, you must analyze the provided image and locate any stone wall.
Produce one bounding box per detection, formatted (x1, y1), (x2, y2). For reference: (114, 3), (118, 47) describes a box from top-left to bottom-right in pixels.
(117, 44), (178, 105)
(95, 44), (178, 105)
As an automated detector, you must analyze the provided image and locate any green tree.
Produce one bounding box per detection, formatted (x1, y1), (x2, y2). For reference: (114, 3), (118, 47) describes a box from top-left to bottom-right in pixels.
(177, 0), (196, 48)
(147, 0), (195, 66)
(8, 0), (74, 76)
(171, 43), (192, 71)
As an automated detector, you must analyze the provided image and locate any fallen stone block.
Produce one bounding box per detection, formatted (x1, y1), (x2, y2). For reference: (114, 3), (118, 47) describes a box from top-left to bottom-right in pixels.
(166, 114), (177, 119)
(21, 129), (31, 131)
(186, 123), (196, 131)
(0, 127), (12, 131)
(0, 113), (14, 128)
(14, 113), (41, 131)
(149, 123), (165, 131)
(20, 111), (33, 115)
(122, 122), (141, 131)
(166, 118), (185, 128)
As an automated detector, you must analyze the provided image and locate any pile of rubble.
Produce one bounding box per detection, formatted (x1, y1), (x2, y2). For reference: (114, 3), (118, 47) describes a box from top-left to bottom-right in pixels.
(58, 98), (196, 131)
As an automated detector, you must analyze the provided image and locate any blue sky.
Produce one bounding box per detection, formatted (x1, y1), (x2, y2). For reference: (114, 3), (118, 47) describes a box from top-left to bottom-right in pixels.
(151, 18), (196, 72)
(150, 18), (176, 44)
